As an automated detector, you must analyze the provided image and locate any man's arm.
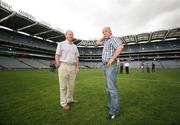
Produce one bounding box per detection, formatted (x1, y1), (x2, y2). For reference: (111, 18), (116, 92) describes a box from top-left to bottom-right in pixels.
(55, 54), (61, 68)
(76, 57), (80, 73)
(107, 45), (124, 66)
(76, 57), (80, 68)
(96, 37), (105, 45)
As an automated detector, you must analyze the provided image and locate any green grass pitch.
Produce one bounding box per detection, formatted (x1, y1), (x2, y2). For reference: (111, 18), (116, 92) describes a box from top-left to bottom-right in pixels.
(0, 69), (180, 125)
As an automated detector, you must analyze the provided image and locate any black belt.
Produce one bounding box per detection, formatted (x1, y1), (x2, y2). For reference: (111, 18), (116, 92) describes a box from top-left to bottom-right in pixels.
(103, 61), (108, 65)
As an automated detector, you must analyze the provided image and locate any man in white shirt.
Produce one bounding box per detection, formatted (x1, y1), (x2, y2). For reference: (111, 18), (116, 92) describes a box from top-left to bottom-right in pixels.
(55, 30), (80, 110)
(124, 61), (130, 74)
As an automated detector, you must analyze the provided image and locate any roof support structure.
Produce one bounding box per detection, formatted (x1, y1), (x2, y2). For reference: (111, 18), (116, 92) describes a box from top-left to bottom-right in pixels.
(17, 22), (38, 31)
(0, 12), (16, 23)
(34, 29), (53, 36)
(163, 30), (169, 41)
(47, 34), (64, 40)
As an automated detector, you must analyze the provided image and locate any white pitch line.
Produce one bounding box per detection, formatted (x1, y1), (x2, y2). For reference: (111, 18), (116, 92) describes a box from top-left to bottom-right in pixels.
(117, 78), (180, 84)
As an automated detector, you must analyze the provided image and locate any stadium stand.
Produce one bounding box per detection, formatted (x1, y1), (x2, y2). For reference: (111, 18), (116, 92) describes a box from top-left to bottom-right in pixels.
(0, 56), (31, 69)
(0, 56), (51, 69)
(18, 58), (48, 69)
(0, 0), (180, 69)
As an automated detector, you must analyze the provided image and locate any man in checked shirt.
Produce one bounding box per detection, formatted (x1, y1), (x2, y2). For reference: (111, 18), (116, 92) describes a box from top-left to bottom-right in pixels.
(96, 26), (124, 120)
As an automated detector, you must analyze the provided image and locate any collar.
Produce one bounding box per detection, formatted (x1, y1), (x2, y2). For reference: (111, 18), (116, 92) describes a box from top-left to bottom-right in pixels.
(66, 40), (73, 44)
(105, 35), (113, 40)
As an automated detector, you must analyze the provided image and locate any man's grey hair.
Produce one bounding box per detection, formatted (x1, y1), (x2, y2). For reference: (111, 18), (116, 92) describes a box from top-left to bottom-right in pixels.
(65, 30), (73, 35)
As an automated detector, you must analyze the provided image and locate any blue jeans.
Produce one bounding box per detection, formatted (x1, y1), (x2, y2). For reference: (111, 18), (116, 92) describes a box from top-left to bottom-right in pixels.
(103, 63), (120, 115)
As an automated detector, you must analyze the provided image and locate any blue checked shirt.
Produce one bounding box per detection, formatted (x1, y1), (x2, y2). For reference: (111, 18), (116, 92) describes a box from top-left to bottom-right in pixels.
(102, 36), (123, 62)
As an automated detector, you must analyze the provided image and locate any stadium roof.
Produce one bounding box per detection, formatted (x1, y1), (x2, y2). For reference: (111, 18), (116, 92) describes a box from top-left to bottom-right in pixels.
(0, 0), (65, 43)
(121, 28), (180, 44)
(0, 0), (180, 47)
(77, 28), (180, 47)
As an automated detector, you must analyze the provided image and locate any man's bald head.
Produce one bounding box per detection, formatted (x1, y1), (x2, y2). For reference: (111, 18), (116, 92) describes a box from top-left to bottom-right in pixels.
(102, 26), (112, 38)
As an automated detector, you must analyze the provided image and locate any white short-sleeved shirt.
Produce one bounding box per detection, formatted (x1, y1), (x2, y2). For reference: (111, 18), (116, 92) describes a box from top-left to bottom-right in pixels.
(56, 40), (79, 64)
(125, 62), (130, 67)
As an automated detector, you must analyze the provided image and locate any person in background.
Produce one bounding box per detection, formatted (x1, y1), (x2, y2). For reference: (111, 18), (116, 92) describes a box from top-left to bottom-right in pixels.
(152, 62), (155, 72)
(117, 58), (120, 73)
(120, 62), (124, 74)
(140, 61), (144, 72)
(49, 61), (56, 72)
(124, 61), (130, 74)
(146, 63), (150, 73)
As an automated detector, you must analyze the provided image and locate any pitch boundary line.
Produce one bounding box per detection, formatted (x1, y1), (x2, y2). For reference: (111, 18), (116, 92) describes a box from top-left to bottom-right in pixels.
(118, 78), (180, 84)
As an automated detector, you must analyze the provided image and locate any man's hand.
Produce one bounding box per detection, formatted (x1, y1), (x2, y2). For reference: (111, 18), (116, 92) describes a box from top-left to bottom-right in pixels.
(55, 54), (61, 68)
(107, 45), (124, 66)
(107, 58), (114, 66)
(76, 67), (80, 74)
(56, 62), (61, 68)
(96, 36), (105, 45)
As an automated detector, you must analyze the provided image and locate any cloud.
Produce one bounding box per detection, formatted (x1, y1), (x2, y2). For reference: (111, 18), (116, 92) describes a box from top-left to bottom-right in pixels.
(145, 7), (180, 31)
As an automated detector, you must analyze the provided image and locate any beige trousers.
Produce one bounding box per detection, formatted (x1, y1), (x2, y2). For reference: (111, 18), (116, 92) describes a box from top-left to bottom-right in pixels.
(58, 62), (76, 106)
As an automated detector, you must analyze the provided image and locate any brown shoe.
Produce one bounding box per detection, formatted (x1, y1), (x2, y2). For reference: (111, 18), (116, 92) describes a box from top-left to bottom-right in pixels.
(73, 100), (79, 103)
(62, 104), (70, 110)
(68, 100), (79, 105)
